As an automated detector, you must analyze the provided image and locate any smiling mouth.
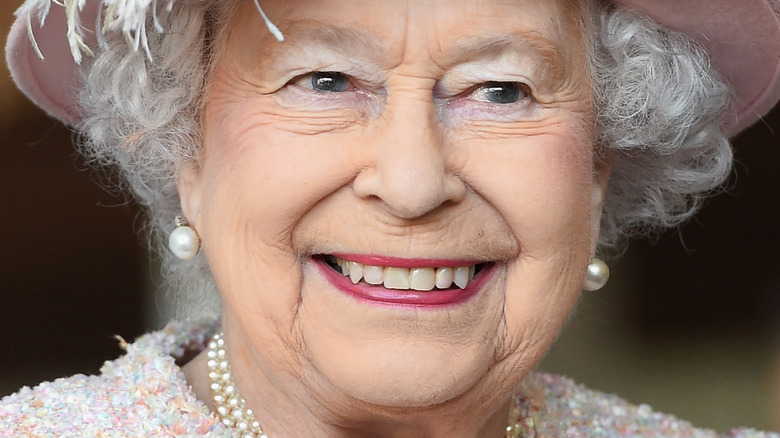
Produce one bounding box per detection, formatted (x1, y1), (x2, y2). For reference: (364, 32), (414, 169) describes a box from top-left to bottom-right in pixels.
(321, 255), (489, 291)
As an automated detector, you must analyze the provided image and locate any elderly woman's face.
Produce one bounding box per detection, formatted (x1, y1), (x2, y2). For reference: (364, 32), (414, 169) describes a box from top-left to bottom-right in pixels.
(182, 0), (605, 413)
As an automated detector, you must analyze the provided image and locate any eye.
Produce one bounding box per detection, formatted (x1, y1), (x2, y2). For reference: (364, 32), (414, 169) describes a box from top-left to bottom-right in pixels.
(310, 71), (351, 92)
(435, 78), (537, 126)
(471, 81), (526, 104)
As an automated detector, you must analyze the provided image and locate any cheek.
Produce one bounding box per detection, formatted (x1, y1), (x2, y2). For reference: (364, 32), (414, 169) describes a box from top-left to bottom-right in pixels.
(457, 130), (595, 249)
(196, 95), (381, 346)
(199, 96), (365, 239)
(456, 119), (595, 362)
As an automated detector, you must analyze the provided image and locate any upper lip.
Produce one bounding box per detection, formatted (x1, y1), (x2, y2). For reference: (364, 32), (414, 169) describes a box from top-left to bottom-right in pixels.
(329, 253), (487, 268)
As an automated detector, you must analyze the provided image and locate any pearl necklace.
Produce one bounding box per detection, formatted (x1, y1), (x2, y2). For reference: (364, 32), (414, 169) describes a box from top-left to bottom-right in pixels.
(207, 333), (267, 438)
(207, 332), (527, 438)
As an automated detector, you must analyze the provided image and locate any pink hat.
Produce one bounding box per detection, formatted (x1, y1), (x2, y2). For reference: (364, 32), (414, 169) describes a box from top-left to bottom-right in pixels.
(5, 0), (780, 136)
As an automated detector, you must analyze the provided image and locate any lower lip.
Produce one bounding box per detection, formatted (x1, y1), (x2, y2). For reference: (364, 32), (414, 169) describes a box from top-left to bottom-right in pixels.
(312, 258), (495, 307)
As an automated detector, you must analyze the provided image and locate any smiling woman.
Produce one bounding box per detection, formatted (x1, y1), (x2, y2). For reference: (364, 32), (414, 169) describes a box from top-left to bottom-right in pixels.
(178, 1), (600, 429)
(2, 0), (779, 436)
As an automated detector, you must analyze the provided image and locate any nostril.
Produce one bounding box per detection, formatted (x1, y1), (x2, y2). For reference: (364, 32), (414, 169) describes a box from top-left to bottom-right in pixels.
(353, 167), (466, 220)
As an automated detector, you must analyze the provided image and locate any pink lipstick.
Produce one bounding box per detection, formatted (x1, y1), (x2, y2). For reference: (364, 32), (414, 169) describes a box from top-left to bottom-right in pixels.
(312, 255), (495, 307)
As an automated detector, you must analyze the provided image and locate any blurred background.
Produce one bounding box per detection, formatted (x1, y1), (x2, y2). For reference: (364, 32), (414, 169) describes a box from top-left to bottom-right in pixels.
(1, 0), (779, 432)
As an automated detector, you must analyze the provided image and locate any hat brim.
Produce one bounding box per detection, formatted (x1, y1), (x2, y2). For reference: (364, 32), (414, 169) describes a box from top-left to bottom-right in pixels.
(6, 1), (100, 126)
(5, 0), (780, 136)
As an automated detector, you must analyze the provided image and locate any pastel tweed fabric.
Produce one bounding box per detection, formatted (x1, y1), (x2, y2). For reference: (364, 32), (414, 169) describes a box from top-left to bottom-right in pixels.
(1, 321), (776, 437)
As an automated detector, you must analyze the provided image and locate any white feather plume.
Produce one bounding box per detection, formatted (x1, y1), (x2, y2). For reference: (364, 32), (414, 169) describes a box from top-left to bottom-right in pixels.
(16, 0), (284, 64)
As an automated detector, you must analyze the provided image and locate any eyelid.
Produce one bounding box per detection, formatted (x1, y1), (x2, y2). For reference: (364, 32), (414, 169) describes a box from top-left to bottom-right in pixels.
(274, 51), (387, 86)
(435, 80), (535, 105)
(437, 60), (540, 98)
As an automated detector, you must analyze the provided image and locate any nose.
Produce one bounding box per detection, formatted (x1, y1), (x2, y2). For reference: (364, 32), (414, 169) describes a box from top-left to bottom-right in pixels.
(352, 99), (467, 219)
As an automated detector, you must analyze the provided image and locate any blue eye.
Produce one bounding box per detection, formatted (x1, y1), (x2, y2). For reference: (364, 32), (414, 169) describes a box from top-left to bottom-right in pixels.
(311, 71), (350, 92)
(475, 81), (523, 104)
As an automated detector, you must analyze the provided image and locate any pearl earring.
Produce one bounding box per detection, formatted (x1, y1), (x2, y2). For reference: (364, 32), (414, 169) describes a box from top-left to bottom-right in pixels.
(583, 258), (609, 291)
(168, 216), (201, 260)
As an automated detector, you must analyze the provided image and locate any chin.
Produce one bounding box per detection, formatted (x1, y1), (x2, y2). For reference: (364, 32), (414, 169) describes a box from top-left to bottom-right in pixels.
(307, 334), (497, 408)
(293, 256), (512, 408)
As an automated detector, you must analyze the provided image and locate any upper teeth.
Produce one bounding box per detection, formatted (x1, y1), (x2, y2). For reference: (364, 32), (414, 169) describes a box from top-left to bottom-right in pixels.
(331, 256), (476, 291)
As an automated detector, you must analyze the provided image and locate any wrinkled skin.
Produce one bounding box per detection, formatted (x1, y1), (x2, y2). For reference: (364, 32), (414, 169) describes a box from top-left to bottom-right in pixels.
(180, 0), (611, 436)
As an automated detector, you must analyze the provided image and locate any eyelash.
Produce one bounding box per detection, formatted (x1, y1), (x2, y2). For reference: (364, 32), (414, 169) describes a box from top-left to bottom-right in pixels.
(460, 81), (533, 105)
(283, 71), (537, 121)
(292, 72), (532, 100)
(292, 71), (356, 93)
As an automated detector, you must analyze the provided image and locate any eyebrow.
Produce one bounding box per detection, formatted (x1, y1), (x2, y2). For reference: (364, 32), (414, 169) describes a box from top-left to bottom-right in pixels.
(444, 33), (567, 84)
(262, 24), (568, 87)
(279, 23), (392, 65)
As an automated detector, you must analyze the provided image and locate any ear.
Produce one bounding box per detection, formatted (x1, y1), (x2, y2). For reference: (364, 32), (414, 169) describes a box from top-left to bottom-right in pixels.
(176, 162), (204, 227)
(590, 148), (614, 254)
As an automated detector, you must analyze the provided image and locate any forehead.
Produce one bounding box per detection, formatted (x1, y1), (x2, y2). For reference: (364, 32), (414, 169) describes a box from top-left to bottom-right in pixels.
(224, 0), (590, 72)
